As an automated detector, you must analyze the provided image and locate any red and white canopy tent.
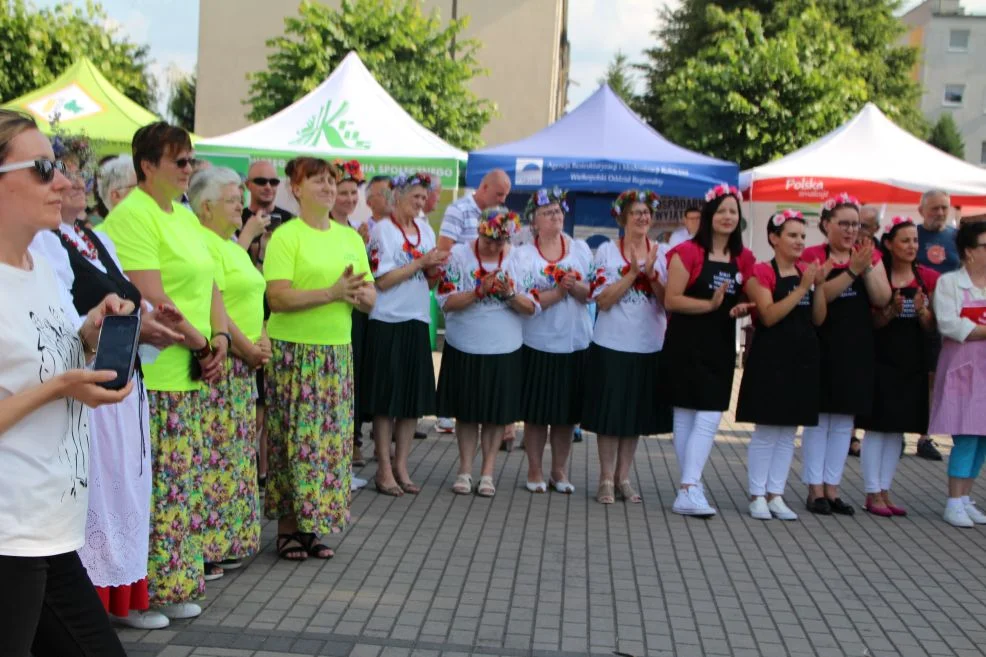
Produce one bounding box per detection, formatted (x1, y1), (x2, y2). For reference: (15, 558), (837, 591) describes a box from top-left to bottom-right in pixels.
(739, 103), (986, 259)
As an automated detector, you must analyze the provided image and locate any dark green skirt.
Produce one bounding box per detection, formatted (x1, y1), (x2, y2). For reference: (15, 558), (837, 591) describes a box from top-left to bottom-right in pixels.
(436, 344), (522, 425)
(581, 344), (672, 438)
(520, 346), (587, 426)
(361, 319), (436, 419)
(351, 309), (370, 422)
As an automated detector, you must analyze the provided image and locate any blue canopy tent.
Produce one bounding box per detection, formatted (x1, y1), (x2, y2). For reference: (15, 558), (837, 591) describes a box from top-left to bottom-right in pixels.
(467, 85), (738, 229)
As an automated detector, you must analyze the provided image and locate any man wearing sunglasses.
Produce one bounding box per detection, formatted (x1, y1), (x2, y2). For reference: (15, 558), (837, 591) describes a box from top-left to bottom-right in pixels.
(238, 161), (295, 258)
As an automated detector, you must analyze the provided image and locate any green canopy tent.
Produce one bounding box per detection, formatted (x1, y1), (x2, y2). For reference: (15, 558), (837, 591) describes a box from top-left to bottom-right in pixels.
(1, 57), (161, 156)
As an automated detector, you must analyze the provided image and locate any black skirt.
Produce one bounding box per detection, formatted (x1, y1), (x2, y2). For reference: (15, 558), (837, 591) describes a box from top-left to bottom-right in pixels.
(360, 319), (436, 419)
(520, 346), (587, 426)
(351, 309), (370, 422)
(436, 344), (522, 425)
(581, 344), (672, 438)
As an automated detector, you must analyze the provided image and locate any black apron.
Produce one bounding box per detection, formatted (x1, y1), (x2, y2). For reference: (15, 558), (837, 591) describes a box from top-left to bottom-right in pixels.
(816, 250), (875, 416)
(735, 260), (821, 426)
(663, 254), (741, 411)
(56, 227), (143, 317)
(856, 285), (929, 433)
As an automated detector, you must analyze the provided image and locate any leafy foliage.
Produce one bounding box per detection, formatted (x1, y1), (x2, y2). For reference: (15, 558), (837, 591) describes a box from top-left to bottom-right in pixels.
(168, 72), (196, 133)
(598, 51), (638, 107)
(927, 113), (965, 159)
(0, 0), (157, 108)
(246, 0), (494, 150)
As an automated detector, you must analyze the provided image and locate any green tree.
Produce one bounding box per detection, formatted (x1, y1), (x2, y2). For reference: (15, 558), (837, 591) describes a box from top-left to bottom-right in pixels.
(655, 5), (869, 169)
(246, 0), (494, 150)
(639, 0), (925, 141)
(168, 72), (196, 133)
(927, 113), (965, 159)
(598, 51), (638, 106)
(0, 0), (157, 108)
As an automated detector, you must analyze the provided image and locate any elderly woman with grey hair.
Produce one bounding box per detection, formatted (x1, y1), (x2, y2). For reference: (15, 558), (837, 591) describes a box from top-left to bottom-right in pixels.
(188, 166), (268, 576)
(97, 155), (138, 213)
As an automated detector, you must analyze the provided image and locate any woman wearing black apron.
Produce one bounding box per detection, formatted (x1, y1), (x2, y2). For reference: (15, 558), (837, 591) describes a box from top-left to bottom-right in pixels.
(857, 217), (939, 517)
(799, 193), (892, 515)
(665, 184), (756, 517)
(736, 210), (827, 521)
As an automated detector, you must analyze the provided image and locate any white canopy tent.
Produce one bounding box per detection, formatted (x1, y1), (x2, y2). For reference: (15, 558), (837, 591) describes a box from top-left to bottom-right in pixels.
(740, 103), (986, 259)
(196, 51), (467, 196)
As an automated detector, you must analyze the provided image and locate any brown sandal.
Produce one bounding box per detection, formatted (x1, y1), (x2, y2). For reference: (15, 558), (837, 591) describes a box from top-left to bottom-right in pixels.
(398, 480), (421, 495)
(375, 479), (404, 497)
(597, 480), (615, 504)
(617, 480), (642, 504)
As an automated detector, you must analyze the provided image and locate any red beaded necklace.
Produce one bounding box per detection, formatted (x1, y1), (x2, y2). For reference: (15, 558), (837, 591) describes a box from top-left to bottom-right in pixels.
(391, 215), (421, 247)
(535, 235), (566, 264)
(474, 240), (504, 275)
(619, 237), (651, 267)
(60, 224), (98, 260)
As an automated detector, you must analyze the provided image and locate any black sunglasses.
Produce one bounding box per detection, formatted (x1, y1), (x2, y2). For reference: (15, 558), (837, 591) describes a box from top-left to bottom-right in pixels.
(174, 157), (199, 169)
(250, 177), (280, 187)
(0, 158), (67, 183)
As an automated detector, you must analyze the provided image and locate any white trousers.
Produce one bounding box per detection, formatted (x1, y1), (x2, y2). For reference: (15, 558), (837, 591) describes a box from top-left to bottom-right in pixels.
(861, 431), (902, 493)
(800, 413), (854, 486)
(747, 425), (797, 496)
(673, 407), (722, 486)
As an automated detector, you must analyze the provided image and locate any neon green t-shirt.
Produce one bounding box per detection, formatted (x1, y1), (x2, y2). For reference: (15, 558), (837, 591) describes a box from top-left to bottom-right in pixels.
(201, 228), (265, 342)
(264, 218), (372, 346)
(100, 188), (215, 391)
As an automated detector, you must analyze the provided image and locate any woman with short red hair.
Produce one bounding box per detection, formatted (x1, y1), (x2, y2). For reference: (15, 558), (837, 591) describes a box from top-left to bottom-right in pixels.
(264, 157), (376, 561)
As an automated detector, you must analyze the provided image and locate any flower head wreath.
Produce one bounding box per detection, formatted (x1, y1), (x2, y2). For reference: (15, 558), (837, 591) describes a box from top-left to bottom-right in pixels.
(704, 183), (741, 203)
(821, 192), (861, 212)
(611, 189), (660, 219)
(332, 159), (365, 184)
(49, 116), (95, 193)
(525, 186), (569, 222)
(390, 171), (433, 191)
(769, 208), (805, 230)
(884, 215), (915, 234)
(477, 206), (521, 241)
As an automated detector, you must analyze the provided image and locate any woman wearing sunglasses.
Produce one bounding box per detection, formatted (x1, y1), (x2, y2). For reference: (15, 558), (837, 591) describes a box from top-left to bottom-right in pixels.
(799, 193), (891, 516)
(0, 109), (137, 656)
(931, 221), (986, 527)
(100, 121), (230, 619)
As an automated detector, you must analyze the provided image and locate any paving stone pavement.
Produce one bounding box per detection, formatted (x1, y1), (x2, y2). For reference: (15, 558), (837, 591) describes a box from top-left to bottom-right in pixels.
(120, 379), (986, 657)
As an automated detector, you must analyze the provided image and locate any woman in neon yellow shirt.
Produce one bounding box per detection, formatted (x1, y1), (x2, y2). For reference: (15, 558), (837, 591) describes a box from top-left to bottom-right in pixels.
(188, 167), (268, 576)
(101, 122), (229, 620)
(264, 157), (376, 561)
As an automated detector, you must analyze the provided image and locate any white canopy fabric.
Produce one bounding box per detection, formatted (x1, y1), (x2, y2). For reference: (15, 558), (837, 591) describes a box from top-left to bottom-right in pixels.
(196, 51), (466, 186)
(740, 103), (986, 205)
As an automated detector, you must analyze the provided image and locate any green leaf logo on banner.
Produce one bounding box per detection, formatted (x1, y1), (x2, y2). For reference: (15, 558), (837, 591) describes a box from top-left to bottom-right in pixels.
(291, 100), (371, 150)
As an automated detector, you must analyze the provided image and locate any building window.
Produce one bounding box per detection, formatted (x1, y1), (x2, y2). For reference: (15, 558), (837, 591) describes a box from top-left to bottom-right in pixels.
(944, 84), (966, 106)
(949, 29), (970, 51)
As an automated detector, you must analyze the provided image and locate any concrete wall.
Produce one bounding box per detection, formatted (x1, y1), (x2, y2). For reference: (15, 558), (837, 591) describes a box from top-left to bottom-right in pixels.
(195, 0), (567, 147)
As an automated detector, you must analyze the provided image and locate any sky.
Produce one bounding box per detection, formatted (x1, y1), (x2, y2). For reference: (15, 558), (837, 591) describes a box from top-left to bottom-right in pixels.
(34, 0), (986, 116)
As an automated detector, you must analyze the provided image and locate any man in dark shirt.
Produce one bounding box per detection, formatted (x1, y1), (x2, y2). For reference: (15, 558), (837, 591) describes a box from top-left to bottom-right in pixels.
(238, 160), (295, 264)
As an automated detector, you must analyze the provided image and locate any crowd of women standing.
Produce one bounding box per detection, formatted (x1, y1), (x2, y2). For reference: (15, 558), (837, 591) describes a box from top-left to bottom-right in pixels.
(3, 108), (986, 656)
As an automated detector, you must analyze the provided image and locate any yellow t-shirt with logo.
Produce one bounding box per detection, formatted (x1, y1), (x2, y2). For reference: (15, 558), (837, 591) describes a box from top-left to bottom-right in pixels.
(264, 219), (372, 346)
(99, 188), (215, 392)
(201, 228), (265, 342)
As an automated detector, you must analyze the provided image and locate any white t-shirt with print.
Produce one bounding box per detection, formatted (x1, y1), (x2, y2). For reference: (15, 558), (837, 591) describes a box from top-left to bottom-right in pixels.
(368, 217), (437, 324)
(0, 253), (89, 557)
(515, 237), (593, 353)
(589, 239), (669, 354)
(437, 242), (530, 355)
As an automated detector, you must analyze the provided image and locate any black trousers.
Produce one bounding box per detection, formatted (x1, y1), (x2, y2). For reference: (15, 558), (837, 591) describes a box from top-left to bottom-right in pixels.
(0, 551), (127, 657)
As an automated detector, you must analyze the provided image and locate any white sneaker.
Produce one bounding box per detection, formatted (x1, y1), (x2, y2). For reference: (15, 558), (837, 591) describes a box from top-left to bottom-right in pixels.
(112, 610), (170, 630)
(749, 496), (771, 520)
(155, 602), (202, 620)
(767, 497), (799, 521)
(672, 487), (717, 517)
(945, 504), (975, 528)
(351, 475), (368, 491)
(436, 417), (455, 433)
(965, 501), (986, 524)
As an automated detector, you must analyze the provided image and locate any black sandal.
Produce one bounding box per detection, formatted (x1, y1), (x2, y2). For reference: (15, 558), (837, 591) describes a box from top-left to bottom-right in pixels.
(298, 532), (334, 559)
(828, 497), (855, 516)
(276, 533), (308, 561)
(848, 437), (861, 457)
(806, 496), (832, 515)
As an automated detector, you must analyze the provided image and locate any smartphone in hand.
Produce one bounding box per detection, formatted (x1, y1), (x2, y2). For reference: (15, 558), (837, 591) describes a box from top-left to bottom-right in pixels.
(92, 314), (142, 390)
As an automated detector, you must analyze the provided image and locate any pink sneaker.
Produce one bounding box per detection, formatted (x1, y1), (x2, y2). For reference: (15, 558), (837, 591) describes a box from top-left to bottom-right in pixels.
(865, 503), (894, 518)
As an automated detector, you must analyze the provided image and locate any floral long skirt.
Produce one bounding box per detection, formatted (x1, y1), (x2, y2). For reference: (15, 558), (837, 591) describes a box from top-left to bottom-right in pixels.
(146, 389), (205, 605)
(199, 357), (261, 562)
(264, 340), (353, 535)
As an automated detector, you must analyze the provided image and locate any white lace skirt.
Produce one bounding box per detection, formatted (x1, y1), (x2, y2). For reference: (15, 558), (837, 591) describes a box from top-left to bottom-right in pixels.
(77, 376), (152, 587)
